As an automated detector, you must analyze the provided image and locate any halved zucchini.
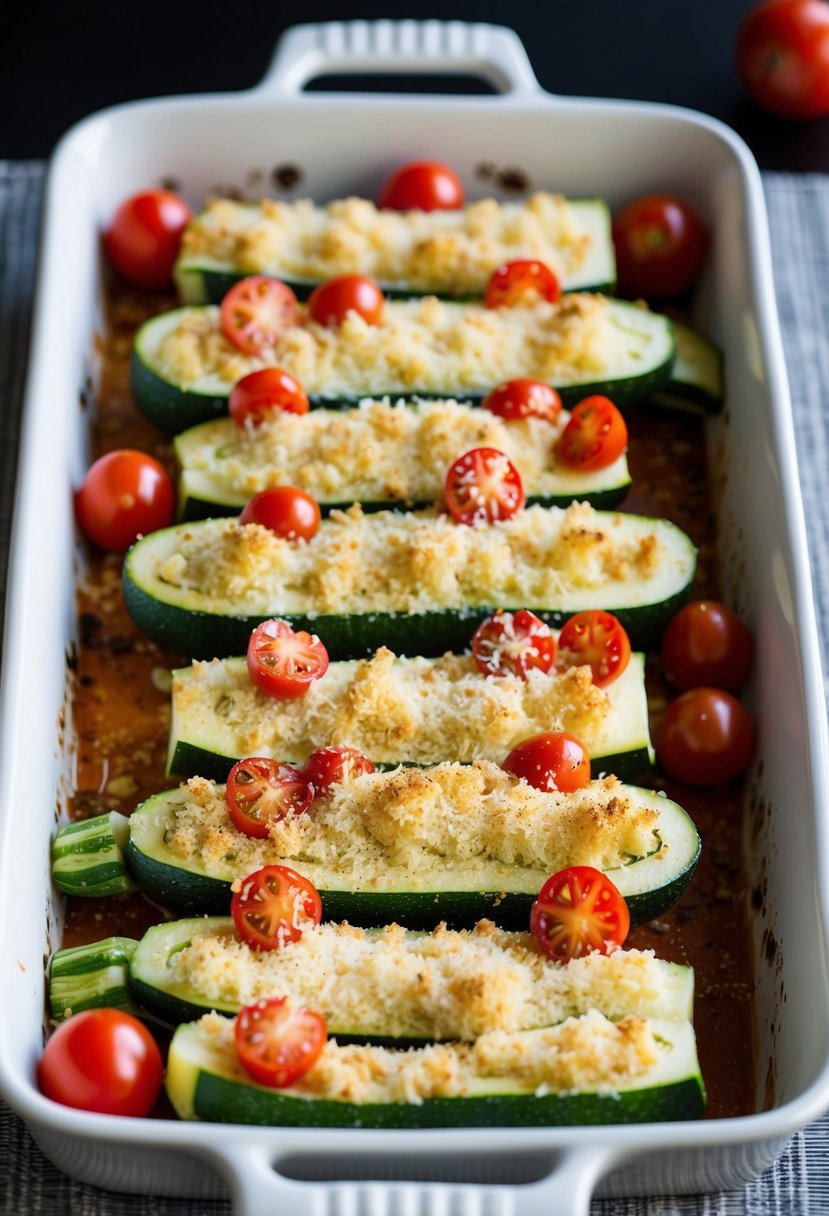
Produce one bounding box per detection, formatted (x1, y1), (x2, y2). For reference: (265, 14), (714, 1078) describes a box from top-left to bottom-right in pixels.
(130, 297), (675, 432)
(174, 399), (631, 522)
(123, 507), (696, 660)
(51, 810), (136, 897)
(166, 1013), (706, 1126)
(49, 937), (140, 1019)
(650, 322), (724, 415)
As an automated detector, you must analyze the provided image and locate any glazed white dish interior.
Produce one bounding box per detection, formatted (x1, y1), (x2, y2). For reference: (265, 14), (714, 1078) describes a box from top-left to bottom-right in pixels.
(1, 20), (829, 1216)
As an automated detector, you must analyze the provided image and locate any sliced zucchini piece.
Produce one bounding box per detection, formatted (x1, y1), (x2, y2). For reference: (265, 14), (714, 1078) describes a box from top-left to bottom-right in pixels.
(174, 196), (616, 304)
(166, 1014), (706, 1127)
(166, 651), (653, 783)
(652, 322), (724, 415)
(123, 507), (696, 661)
(51, 811), (136, 897)
(174, 400), (631, 522)
(131, 297), (674, 432)
(49, 937), (140, 1019)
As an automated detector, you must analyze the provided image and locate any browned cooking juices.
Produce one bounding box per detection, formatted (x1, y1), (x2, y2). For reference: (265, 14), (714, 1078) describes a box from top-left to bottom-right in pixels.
(63, 282), (756, 1120)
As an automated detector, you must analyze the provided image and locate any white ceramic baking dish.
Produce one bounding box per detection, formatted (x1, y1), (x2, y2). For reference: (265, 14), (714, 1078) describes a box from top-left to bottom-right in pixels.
(2, 20), (829, 1215)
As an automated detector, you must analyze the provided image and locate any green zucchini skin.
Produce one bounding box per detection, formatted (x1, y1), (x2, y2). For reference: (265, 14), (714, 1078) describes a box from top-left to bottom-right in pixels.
(650, 322), (724, 416)
(49, 937), (140, 1019)
(51, 811), (135, 897)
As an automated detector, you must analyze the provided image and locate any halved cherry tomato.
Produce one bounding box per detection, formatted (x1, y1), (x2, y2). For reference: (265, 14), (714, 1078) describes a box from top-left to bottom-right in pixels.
(307, 276), (385, 327)
(75, 449), (175, 553)
(231, 864), (322, 952)
(103, 189), (192, 290)
(471, 610), (557, 679)
(229, 368), (309, 426)
(37, 1009), (163, 1116)
(661, 600), (754, 692)
(558, 610), (632, 688)
(502, 731), (591, 793)
(239, 486), (321, 541)
(247, 619), (330, 699)
(226, 757), (314, 838)
(444, 447), (525, 526)
(530, 866), (630, 962)
(656, 687), (756, 785)
(612, 195), (708, 299)
(482, 379), (562, 424)
(485, 260), (561, 309)
(235, 997), (327, 1088)
(736, 0), (829, 121)
(220, 276), (300, 355)
(557, 396), (628, 472)
(303, 746), (376, 796)
(379, 161), (465, 211)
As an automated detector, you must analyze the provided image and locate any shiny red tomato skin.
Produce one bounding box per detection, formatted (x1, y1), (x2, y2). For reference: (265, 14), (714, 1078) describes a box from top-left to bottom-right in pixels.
(502, 731), (591, 793)
(103, 189), (192, 290)
(229, 368), (309, 425)
(75, 449), (175, 553)
(303, 746), (376, 796)
(235, 997), (328, 1088)
(247, 619), (330, 699)
(307, 276), (385, 327)
(656, 687), (756, 785)
(558, 610), (632, 688)
(661, 600), (754, 692)
(444, 446), (525, 526)
(379, 161), (464, 211)
(226, 757), (314, 838)
(557, 396), (628, 473)
(485, 260), (562, 308)
(239, 487), (321, 542)
(482, 379), (563, 424)
(220, 276), (300, 355)
(612, 195), (708, 299)
(737, 0), (829, 119)
(530, 866), (630, 962)
(471, 610), (557, 679)
(231, 864), (323, 951)
(37, 1009), (163, 1116)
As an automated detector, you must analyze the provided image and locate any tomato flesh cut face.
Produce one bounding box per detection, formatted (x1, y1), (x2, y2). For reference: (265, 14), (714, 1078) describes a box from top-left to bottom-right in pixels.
(247, 619), (330, 699)
(226, 758), (314, 838)
(239, 486), (321, 541)
(304, 746), (376, 797)
(482, 379), (562, 423)
(485, 260), (561, 308)
(220, 276), (300, 355)
(235, 997), (328, 1088)
(471, 610), (557, 679)
(558, 610), (632, 688)
(444, 447), (525, 526)
(530, 866), (630, 962)
(231, 865), (323, 952)
(557, 396), (628, 472)
(229, 368), (309, 425)
(502, 731), (591, 793)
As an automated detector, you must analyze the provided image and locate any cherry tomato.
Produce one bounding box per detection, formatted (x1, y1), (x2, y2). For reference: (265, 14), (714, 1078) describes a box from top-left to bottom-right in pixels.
(231, 864), (323, 952)
(247, 619), (330, 699)
(75, 449), (175, 553)
(303, 746), (376, 796)
(220, 276), (300, 355)
(471, 610), (557, 679)
(530, 866), (630, 963)
(558, 610), (632, 688)
(656, 687), (756, 785)
(482, 379), (562, 424)
(502, 731), (591, 793)
(307, 276), (385, 327)
(37, 1009), (163, 1116)
(226, 757), (314, 838)
(557, 396), (628, 472)
(239, 486), (321, 542)
(235, 997), (327, 1088)
(737, 0), (829, 120)
(612, 195), (708, 299)
(103, 189), (192, 290)
(485, 260), (562, 309)
(229, 368), (309, 426)
(661, 600), (754, 692)
(379, 160), (465, 211)
(444, 446), (525, 526)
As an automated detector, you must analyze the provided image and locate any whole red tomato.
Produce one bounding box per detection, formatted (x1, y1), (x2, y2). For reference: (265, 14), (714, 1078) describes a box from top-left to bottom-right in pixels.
(104, 189), (192, 290)
(612, 196), (708, 299)
(38, 1009), (163, 1116)
(737, 0), (829, 120)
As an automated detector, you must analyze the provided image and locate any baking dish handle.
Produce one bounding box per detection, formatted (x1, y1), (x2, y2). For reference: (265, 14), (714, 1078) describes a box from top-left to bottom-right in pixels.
(257, 20), (543, 99)
(212, 1140), (615, 1216)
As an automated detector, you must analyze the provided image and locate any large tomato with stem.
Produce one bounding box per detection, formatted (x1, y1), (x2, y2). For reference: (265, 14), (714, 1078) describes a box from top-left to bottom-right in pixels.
(737, 0), (829, 120)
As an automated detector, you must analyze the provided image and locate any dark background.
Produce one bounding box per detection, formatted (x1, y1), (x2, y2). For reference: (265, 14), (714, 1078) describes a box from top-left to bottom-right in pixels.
(2, 0), (829, 170)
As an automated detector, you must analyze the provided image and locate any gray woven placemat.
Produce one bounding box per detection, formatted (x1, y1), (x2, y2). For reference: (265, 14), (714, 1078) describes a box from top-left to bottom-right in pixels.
(1, 161), (829, 1215)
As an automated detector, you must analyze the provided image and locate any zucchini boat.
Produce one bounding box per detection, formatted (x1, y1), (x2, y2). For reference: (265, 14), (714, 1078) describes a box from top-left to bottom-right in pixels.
(650, 321), (724, 415)
(131, 296), (675, 431)
(51, 810), (135, 897)
(167, 1011), (706, 1126)
(167, 649), (653, 781)
(174, 194), (616, 303)
(123, 504), (697, 660)
(174, 399), (631, 521)
(121, 766), (701, 925)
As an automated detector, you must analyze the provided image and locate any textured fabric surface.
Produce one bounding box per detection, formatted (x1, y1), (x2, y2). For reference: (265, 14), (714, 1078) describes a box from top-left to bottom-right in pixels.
(1, 161), (828, 1214)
